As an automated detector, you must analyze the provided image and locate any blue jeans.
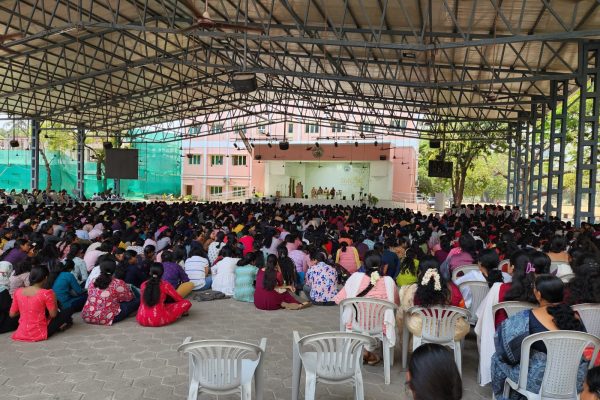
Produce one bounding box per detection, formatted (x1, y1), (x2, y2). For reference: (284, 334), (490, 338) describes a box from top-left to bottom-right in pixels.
(113, 289), (140, 323)
(195, 276), (213, 291)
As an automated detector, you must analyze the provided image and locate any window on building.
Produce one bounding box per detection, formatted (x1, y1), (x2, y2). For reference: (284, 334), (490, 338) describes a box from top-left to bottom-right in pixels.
(258, 124), (267, 135)
(361, 122), (375, 133)
(232, 155), (247, 166)
(187, 155), (201, 165)
(305, 123), (319, 134)
(287, 122), (294, 134)
(189, 125), (201, 135)
(210, 155), (224, 166)
(211, 123), (223, 134)
(391, 119), (407, 130)
(209, 186), (223, 195)
(232, 186), (247, 196)
(332, 122), (346, 133)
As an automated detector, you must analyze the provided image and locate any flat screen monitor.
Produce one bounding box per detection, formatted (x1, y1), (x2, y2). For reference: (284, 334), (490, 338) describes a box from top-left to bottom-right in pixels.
(428, 160), (453, 178)
(105, 149), (139, 179)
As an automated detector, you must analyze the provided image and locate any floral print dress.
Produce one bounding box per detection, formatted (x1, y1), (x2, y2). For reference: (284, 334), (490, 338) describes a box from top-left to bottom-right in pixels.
(306, 262), (338, 302)
(81, 278), (134, 325)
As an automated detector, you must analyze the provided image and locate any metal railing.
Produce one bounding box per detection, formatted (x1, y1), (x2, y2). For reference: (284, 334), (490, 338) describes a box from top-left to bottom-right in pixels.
(207, 190), (251, 202)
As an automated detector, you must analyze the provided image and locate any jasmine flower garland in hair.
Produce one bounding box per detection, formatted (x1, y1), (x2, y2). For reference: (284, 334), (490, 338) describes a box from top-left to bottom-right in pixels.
(421, 268), (442, 291)
(370, 271), (380, 286)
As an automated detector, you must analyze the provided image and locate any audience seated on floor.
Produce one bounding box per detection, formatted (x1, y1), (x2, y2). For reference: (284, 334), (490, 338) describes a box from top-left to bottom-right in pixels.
(137, 262), (191, 327)
(81, 260), (139, 326)
(9, 265), (73, 341)
(304, 250), (338, 305)
(233, 251), (259, 302)
(0, 197), (595, 399)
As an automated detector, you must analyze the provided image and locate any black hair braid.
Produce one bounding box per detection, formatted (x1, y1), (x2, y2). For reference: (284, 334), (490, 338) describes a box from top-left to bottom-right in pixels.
(547, 303), (583, 331)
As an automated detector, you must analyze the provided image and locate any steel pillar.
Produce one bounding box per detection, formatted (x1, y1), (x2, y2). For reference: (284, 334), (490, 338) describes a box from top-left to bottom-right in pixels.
(528, 100), (546, 216)
(506, 123), (518, 206)
(574, 41), (600, 225)
(76, 126), (85, 200)
(112, 136), (120, 196)
(30, 119), (41, 191)
(545, 80), (569, 219)
(514, 119), (528, 215)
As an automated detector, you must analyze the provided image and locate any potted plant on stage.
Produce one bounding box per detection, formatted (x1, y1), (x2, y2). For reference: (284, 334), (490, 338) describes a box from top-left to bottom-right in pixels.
(367, 194), (379, 206)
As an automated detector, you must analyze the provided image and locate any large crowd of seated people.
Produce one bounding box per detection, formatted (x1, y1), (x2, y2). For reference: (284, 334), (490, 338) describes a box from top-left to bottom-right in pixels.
(0, 188), (72, 205)
(0, 199), (598, 398)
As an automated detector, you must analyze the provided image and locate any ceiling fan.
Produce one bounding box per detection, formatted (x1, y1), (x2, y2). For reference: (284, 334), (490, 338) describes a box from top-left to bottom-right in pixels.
(0, 32), (23, 55)
(180, 0), (264, 33)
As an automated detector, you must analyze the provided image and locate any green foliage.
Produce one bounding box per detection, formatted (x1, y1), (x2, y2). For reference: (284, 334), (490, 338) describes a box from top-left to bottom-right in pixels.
(417, 142), (451, 196)
(463, 152), (507, 202)
(418, 122), (508, 205)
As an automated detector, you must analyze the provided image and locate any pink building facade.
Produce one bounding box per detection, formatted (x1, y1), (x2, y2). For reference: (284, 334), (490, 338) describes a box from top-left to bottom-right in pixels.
(181, 116), (418, 202)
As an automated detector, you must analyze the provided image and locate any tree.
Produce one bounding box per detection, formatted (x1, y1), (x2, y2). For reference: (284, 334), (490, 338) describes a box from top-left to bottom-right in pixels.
(463, 152), (508, 202)
(39, 122), (76, 192)
(417, 142), (451, 196)
(420, 122), (508, 205)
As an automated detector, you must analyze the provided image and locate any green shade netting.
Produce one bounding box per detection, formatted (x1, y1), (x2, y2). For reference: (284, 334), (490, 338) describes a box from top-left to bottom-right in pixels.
(0, 133), (181, 199)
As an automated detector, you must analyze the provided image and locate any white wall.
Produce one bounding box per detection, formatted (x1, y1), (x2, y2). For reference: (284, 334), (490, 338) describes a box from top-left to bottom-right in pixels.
(369, 161), (393, 200)
(264, 161), (396, 200)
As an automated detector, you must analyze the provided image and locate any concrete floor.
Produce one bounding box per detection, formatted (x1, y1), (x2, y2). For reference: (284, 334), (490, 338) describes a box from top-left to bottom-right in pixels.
(0, 298), (493, 399)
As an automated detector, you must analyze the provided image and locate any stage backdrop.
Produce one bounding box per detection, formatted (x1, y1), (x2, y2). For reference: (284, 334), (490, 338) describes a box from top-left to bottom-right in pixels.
(304, 163), (369, 197)
(264, 161), (390, 199)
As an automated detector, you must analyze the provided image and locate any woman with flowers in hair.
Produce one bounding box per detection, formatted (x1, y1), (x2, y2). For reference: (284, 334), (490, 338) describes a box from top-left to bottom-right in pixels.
(334, 251), (399, 365)
(399, 256), (469, 347)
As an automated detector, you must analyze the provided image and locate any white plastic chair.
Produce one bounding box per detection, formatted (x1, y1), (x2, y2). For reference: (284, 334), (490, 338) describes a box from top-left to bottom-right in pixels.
(407, 305), (470, 375)
(572, 303), (600, 338)
(292, 331), (376, 400)
(550, 261), (573, 278)
(458, 281), (490, 325)
(492, 301), (535, 319)
(338, 298), (398, 384)
(177, 337), (267, 400)
(503, 331), (600, 400)
(451, 264), (480, 281)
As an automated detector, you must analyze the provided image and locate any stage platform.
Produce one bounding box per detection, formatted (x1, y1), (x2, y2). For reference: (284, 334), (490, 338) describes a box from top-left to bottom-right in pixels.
(266, 197), (430, 211)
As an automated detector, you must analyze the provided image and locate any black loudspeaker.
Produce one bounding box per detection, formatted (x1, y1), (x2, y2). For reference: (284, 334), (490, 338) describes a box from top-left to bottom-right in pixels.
(428, 160), (453, 178)
(255, 155), (262, 160)
(232, 73), (258, 93)
(279, 141), (289, 150)
(379, 155), (387, 160)
(9, 140), (19, 148)
(429, 140), (441, 148)
(103, 142), (113, 149)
